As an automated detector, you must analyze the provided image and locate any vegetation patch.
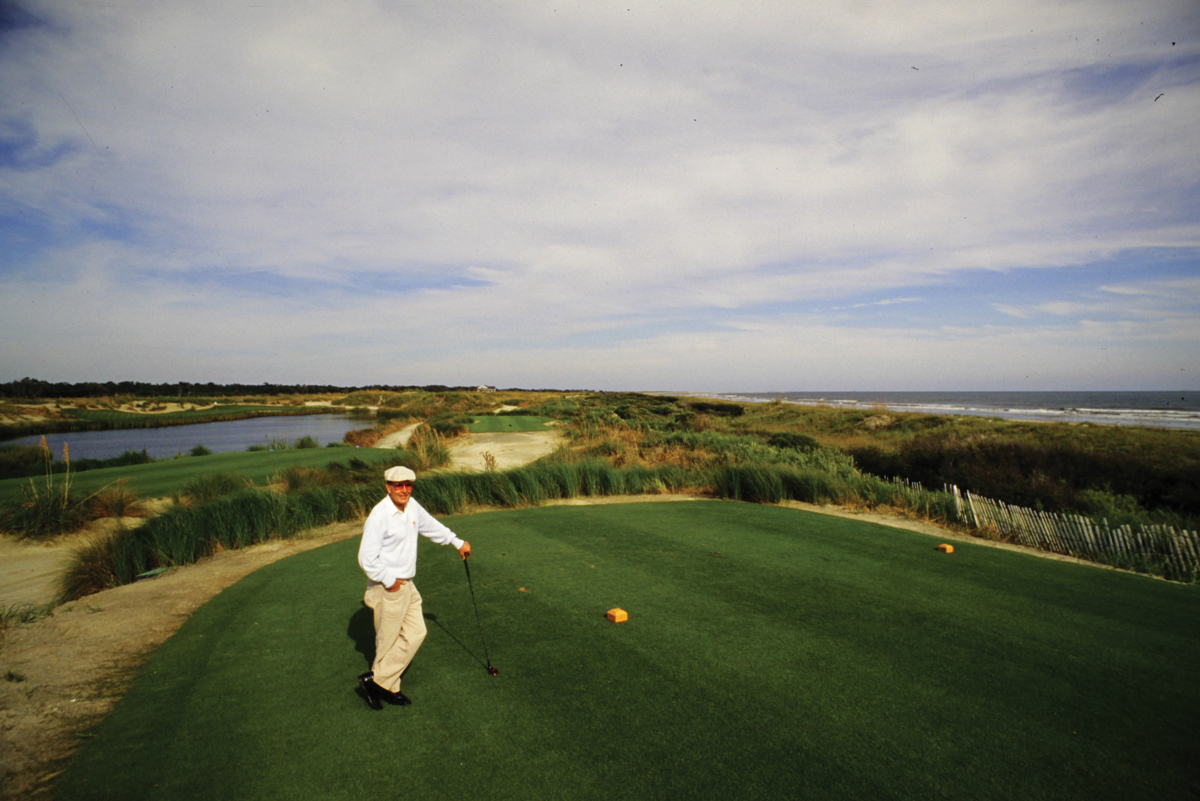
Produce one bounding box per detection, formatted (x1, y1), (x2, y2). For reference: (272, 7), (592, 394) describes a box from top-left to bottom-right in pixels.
(467, 415), (553, 433)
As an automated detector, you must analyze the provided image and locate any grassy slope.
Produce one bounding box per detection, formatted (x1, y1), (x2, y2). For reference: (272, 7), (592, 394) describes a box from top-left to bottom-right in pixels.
(58, 502), (1199, 801)
(467, 415), (553, 433)
(0, 448), (402, 503)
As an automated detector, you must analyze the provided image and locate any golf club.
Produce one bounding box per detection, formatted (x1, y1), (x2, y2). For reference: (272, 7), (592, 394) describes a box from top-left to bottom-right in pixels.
(463, 557), (499, 676)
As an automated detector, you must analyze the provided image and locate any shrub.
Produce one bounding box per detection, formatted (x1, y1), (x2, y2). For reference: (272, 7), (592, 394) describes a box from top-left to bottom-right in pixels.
(409, 425), (451, 470)
(280, 466), (338, 492)
(87, 480), (148, 519)
(343, 428), (382, 447)
(190, 445), (213, 456)
(294, 435), (320, 449)
(1, 481), (87, 540)
(376, 408), (410, 423)
(688, 401), (744, 417)
(716, 465), (784, 504)
(426, 413), (472, 437)
(0, 439), (86, 540)
(58, 527), (129, 601)
(179, 472), (251, 504)
(58, 485), (357, 601)
(767, 432), (820, 452)
(0, 444), (50, 480)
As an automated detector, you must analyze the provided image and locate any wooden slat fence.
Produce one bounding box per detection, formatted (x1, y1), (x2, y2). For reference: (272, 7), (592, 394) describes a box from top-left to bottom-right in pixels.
(876, 476), (1199, 581)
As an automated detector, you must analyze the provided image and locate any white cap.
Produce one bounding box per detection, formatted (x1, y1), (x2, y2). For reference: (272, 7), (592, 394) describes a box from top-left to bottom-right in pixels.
(384, 466), (417, 482)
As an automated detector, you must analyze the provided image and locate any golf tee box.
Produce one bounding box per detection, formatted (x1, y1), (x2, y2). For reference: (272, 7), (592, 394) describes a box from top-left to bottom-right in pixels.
(937, 543), (954, 553)
(607, 608), (629, 623)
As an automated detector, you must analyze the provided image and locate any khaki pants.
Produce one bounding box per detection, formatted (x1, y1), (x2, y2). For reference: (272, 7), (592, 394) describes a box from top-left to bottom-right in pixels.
(364, 581), (427, 694)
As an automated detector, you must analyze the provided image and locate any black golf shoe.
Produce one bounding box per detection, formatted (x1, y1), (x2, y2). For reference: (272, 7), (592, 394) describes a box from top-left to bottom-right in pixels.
(358, 672), (383, 711)
(381, 687), (412, 706)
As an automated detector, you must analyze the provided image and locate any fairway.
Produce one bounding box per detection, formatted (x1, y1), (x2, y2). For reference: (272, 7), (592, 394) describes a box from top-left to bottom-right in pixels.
(0, 447), (402, 503)
(58, 502), (1199, 800)
(468, 415), (553, 433)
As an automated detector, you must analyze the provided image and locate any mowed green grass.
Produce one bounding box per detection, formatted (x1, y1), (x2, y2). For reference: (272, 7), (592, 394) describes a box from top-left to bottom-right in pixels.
(0, 448), (402, 503)
(468, 415), (553, 433)
(58, 502), (1200, 800)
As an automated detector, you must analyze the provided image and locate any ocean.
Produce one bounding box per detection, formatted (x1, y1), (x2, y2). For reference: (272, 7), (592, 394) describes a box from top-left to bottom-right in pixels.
(672, 391), (1200, 430)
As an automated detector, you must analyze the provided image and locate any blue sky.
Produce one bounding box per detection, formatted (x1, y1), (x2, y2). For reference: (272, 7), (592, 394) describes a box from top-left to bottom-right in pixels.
(1, 1), (1197, 391)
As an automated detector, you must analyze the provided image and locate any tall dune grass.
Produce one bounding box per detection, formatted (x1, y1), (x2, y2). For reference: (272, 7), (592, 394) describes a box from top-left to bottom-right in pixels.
(56, 460), (699, 602)
(0, 438), (87, 540)
(713, 463), (962, 522)
(86, 480), (149, 519)
(408, 424), (451, 470)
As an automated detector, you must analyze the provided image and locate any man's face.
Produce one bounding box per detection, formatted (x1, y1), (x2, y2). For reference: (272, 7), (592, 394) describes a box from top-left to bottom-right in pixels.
(386, 480), (414, 509)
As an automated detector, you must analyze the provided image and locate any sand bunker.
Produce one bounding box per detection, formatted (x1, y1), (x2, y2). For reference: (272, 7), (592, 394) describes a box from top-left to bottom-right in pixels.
(445, 430), (563, 472)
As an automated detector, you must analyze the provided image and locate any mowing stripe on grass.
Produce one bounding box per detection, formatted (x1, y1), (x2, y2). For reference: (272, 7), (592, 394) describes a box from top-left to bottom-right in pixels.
(58, 502), (1200, 800)
(0, 447), (402, 503)
(466, 415), (554, 433)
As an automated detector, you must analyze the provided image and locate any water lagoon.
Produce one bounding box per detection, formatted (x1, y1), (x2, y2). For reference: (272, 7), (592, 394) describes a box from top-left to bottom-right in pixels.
(10, 414), (370, 460)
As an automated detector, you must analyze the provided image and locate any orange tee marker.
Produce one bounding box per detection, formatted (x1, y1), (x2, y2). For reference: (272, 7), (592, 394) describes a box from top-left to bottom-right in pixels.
(937, 544), (954, 553)
(607, 608), (629, 623)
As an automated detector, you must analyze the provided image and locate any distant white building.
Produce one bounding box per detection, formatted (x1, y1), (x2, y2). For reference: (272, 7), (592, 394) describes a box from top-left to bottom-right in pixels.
(476, 385), (496, 392)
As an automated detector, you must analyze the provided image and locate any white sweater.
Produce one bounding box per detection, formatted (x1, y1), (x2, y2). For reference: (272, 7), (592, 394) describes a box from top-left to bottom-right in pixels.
(357, 496), (464, 587)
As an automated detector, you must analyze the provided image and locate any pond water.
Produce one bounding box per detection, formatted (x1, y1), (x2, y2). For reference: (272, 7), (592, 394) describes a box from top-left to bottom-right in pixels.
(8, 414), (372, 460)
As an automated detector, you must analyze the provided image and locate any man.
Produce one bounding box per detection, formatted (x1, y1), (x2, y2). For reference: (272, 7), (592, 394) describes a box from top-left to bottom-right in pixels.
(356, 465), (471, 711)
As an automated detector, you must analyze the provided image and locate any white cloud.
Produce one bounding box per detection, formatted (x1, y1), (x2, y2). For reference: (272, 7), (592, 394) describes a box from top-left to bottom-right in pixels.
(1, 0), (1197, 387)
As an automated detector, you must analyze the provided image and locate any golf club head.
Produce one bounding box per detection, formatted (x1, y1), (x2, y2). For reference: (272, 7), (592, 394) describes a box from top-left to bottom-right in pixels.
(487, 666), (499, 676)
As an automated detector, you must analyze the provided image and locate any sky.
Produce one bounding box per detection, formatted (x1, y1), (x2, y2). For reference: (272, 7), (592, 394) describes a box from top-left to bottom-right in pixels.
(0, 0), (1197, 392)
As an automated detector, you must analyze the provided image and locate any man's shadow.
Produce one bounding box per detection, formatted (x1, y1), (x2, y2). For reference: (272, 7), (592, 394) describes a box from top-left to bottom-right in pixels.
(347, 606), (486, 672)
(347, 606), (375, 671)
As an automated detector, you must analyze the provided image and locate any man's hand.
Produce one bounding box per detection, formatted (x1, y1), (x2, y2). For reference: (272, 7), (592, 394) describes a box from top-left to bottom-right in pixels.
(386, 578), (406, 592)
(458, 541), (472, 560)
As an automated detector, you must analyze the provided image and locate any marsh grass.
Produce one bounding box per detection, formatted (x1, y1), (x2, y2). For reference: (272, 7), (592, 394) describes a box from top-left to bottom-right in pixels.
(86, 480), (149, 519)
(410, 460), (695, 516)
(408, 424), (451, 470)
(1, 438), (87, 540)
(59, 527), (128, 601)
(714, 463), (961, 522)
(278, 466), (339, 492)
(342, 427), (382, 447)
(58, 485), (354, 602)
(178, 472), (252, 504)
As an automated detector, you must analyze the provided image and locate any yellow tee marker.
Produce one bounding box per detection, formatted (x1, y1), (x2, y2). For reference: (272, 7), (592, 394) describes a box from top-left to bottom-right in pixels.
(607, 608), (629, 623)
(937, 544), (954, 553)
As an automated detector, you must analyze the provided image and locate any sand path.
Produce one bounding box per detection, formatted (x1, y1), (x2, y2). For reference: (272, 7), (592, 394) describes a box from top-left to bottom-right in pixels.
(0, 539), (73, 609)
(372, 422), (420, 449)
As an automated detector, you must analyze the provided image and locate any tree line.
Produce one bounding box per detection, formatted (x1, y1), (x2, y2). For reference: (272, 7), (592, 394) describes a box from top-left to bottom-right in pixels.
(0, 378), (494, 399)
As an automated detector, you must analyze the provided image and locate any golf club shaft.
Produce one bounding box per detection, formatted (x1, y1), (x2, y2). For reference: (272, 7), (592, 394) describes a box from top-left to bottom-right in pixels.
(463, 558), (494, 668)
